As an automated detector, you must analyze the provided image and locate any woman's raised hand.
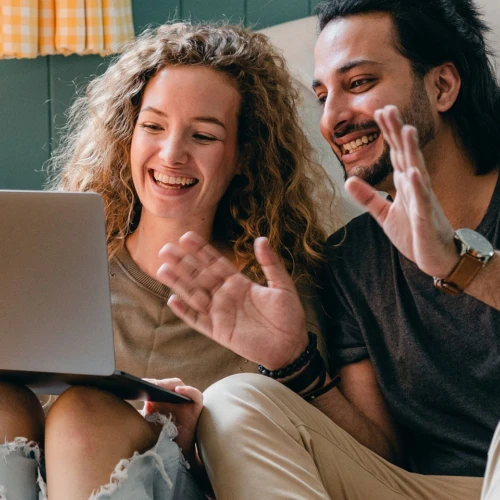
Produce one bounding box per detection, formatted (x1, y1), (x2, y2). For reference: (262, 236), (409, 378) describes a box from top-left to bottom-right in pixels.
(156, 232), (309, 371)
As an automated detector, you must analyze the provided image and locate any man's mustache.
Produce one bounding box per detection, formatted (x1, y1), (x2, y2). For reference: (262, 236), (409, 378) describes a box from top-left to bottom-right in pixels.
(332, 120), (379, 141)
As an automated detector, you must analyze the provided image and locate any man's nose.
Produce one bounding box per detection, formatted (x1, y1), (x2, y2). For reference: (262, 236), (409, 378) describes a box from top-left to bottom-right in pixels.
(320, 94), (354, 141)
(158, 134), (189, 166)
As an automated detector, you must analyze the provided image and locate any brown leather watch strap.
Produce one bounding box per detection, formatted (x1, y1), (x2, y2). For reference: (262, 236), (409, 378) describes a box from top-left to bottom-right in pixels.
(433, 253), (484, 295)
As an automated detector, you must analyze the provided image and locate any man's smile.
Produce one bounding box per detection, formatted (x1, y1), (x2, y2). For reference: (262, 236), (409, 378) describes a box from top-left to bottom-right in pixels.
(333, 128), (382, 163)
(339, 132), (380, 155)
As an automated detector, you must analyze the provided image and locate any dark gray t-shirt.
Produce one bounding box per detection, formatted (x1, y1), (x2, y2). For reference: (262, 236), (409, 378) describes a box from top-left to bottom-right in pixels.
(323, 175), (500, 477)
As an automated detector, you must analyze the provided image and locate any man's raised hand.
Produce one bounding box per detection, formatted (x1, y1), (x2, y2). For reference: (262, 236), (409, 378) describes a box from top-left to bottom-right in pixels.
(345, 105), (459, 278)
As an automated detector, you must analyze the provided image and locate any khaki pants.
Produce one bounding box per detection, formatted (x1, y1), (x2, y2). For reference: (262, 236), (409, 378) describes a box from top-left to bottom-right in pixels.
(197, 373), (499, 500)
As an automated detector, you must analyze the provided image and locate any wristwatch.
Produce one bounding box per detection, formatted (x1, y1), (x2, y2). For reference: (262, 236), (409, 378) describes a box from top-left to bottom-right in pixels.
(433, 228), (494, 295)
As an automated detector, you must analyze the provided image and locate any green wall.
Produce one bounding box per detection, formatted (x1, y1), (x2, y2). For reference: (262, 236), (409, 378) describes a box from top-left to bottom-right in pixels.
(0, 0), (323, 190)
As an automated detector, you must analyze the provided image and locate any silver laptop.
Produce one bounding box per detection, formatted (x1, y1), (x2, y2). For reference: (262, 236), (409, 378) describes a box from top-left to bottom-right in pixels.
(0, 190), (189, 403)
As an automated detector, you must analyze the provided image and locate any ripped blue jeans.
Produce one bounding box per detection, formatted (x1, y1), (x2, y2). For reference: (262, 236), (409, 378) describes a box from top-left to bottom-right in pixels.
(0, 416), (205, 500)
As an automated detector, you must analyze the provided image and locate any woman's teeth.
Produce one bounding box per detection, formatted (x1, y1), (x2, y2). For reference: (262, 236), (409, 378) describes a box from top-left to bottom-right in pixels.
(342, 133), (379, 154)
(153, 171), (197, 188)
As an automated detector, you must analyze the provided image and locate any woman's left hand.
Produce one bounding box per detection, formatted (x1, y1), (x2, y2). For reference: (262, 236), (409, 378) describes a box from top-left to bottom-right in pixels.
(142, 378), (203, 461)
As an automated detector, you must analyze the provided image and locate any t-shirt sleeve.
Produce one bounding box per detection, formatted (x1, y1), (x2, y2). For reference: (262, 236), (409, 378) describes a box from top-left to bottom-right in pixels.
(322, 258), (369, 368)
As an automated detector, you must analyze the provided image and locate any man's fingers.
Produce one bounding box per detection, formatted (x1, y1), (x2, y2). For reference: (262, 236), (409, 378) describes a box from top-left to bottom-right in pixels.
(345, 176), (391, 226)
(254, 237), (296, 292)
(375, 106), (404, 172)
(407, 166), (434, 220)
(385, 106), (405, 152)
(402, 125), (431, 185)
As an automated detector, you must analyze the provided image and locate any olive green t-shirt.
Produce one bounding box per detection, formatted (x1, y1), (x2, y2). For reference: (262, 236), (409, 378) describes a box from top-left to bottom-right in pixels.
(109, 247), (329, 392)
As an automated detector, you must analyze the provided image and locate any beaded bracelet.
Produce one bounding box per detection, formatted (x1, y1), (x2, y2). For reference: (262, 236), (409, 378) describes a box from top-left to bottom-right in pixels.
(257, 332), (317, 380)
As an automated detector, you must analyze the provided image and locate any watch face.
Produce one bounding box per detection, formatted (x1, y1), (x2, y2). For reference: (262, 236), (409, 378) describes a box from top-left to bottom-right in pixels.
(455, 228), (495, 259)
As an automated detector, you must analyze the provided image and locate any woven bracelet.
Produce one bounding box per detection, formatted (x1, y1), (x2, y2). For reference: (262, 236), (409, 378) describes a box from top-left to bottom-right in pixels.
(302, 373), (341, 402)
(257, 332), (317, 380)
(284, 349), (326, 394)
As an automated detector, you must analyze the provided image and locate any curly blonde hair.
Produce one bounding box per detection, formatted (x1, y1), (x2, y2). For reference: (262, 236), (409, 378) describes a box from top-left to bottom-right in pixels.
(46, 22), (337, 284)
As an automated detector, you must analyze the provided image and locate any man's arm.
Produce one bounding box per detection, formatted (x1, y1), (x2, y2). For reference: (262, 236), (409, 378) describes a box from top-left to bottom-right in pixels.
(466, 252), (500, 309)
(309, 359), (405, 464)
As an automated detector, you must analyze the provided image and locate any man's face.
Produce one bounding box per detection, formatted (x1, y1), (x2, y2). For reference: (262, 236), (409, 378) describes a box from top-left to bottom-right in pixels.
(313, 12), (436, 191)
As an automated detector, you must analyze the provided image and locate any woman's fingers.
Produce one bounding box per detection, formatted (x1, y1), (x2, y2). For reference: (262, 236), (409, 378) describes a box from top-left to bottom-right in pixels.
(179, 232), (238, 279)
(174, 385), (203, 406)
(158, 233), (245, 315)
(157, 264), (211, 312)
(144, 377), (184, 390)
(167, 295), (213, 336)
(145, 379), (203, 406)
(157, 244), (228, 312)
(143, 379), (203, 409)
(254, 237), (296, 292)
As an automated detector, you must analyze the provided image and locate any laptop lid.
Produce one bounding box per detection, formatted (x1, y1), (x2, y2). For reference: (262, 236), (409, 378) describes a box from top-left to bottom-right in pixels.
(0, 190), (116, 376)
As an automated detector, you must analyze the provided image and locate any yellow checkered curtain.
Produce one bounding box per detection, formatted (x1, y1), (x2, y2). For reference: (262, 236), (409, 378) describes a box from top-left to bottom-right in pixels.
(0, 0), (134, 59)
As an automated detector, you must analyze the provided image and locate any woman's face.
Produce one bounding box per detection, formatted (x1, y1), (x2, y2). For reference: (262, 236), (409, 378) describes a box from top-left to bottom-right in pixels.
(130, 66), (241, 225)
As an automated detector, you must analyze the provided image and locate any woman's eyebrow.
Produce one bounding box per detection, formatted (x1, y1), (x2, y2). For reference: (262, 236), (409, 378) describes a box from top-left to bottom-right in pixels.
(139, 106), (167, 117)
(193, 116), (226, 130)
(139, 107), (226, 129)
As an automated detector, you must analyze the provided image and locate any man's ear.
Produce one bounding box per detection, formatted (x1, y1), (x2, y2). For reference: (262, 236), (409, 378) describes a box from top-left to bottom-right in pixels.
(426, 62), (461, 112)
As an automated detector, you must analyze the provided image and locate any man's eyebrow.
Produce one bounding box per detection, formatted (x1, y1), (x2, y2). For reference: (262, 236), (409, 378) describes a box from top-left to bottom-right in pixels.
(337, 59), (383, 74)
(139, 107), (226, 129)
(312, 59), (383, 90)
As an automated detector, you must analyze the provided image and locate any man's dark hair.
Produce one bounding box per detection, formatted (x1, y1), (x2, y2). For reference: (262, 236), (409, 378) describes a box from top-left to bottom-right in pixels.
(316, 0), (500, 175)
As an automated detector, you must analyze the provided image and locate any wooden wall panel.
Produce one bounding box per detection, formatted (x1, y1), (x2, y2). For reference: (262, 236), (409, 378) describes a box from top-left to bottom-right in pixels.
(0, 58), (50, 189)
(247, 0), (309, 29)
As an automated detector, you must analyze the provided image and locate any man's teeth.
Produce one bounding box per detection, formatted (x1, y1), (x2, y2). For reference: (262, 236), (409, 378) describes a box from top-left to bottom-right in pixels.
(343, 133), (379, 154)
(153, 171), (196, 186)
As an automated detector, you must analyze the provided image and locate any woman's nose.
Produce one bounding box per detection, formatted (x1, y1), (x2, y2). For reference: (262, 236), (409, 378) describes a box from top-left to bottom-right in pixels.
(158, 134), (189, 166)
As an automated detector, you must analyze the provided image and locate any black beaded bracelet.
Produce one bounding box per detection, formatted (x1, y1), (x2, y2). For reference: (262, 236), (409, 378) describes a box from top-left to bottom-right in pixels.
(257, 332), (317, 380)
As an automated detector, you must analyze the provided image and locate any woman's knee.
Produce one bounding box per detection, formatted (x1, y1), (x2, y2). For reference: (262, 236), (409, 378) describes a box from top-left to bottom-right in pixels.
(46, 386), (156, 454)
(0, 382), (44, 442)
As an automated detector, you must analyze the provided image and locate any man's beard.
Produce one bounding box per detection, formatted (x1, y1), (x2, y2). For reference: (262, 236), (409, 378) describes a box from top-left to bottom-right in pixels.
(336, 76), (436, 188)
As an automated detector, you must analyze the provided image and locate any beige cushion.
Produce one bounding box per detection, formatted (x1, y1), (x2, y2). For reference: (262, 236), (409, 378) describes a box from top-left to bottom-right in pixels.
(259, 17), (362, 224)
